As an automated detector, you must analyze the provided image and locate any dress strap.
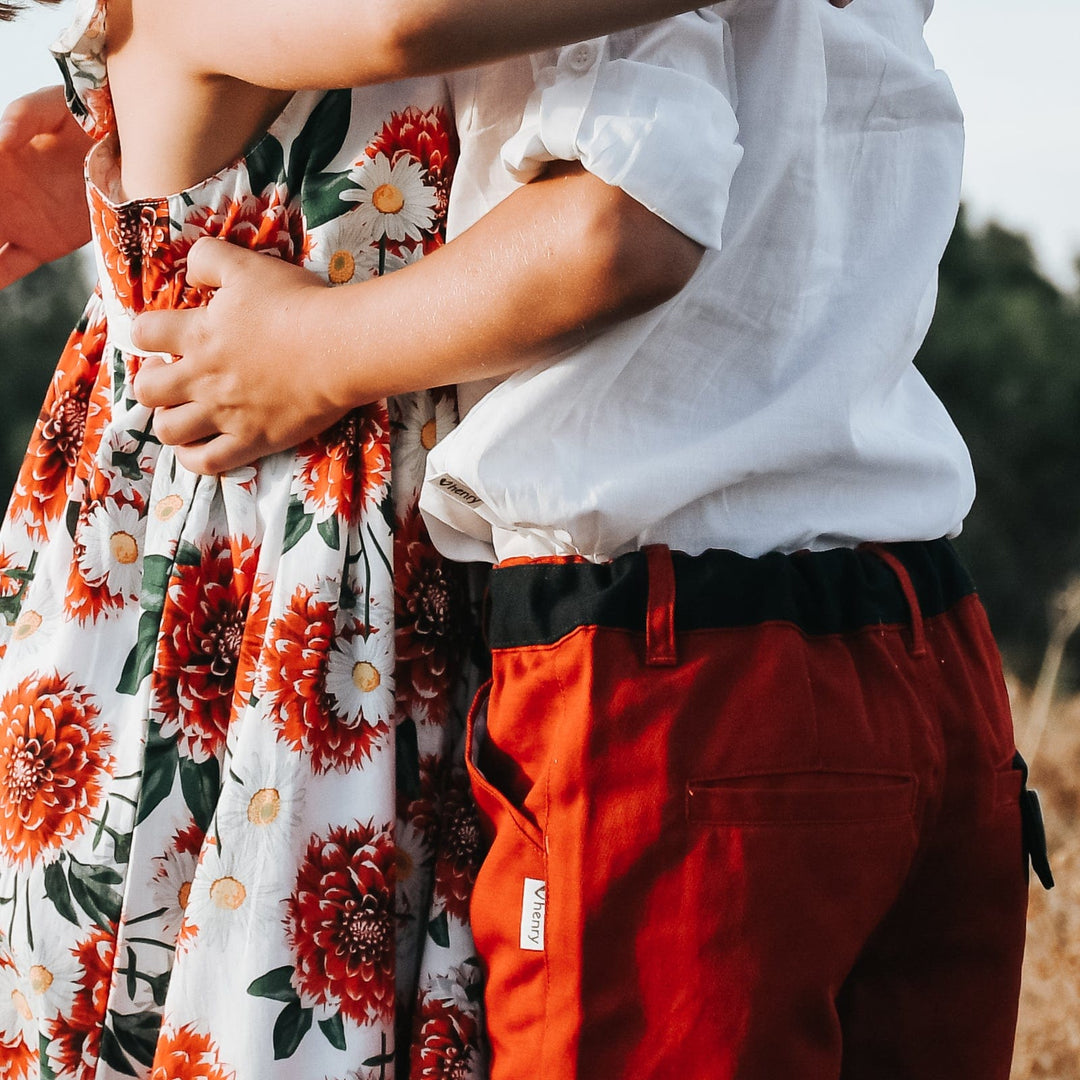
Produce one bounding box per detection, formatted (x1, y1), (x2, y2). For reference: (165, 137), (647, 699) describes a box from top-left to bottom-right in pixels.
(50, 0), (115, 140)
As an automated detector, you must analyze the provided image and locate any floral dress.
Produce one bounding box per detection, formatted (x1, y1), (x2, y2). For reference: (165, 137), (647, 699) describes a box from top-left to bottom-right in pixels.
(0, 1), (485, 1077)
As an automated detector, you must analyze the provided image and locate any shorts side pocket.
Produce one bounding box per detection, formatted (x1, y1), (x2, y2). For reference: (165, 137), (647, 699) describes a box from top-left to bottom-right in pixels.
(464, 679), (550, 1077)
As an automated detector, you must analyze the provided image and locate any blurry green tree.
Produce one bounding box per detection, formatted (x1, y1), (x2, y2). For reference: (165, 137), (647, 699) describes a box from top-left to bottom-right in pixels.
(918, 208), (1080, 679)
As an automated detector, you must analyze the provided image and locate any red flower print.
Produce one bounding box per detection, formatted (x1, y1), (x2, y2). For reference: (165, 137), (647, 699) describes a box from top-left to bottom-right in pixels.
(264, 585), (390, 773)
(0, 1035), (36, 1080)
(411, 987), (481, 1080)
(150, 1024), (235, 1080)
(294, 404), (392, 523)
(47, 927), (116, 1080)
(81, 86), (115, 142)
(0, 674), (112, 866)
(369, 106), (457, 233)
(88, 182), (307, 315)
(89, 193), (174, 313)
(432, 766), (482, 923)
(152, 535), (259, 763)
(395, 510), (468, 724)
(8, 310), (106, 541)
(285, 822), (396, 1025)
(65, 495), (145, 624)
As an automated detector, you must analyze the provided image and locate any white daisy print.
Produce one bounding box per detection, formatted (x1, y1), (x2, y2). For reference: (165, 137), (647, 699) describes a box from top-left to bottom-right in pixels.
(77, 499), (145, 600)
(0, 958), (37, 1052)
(183, 840), (274, 952)
(4, 587), (62, 670)
(340, 153), (438, 243)
(148, 842), (200, 943)
(308, 212), (382, 285)
(391, 391), (458, 509)
(381, 241), (426, 276)
(324, 622), (395, 729)
(24, 912), (82, 1020)
(214, 743), (303, 860)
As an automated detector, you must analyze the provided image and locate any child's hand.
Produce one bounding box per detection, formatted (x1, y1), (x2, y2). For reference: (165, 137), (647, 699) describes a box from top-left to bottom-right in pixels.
(131, 238), (352, 475)
(0, 86), (93, 288)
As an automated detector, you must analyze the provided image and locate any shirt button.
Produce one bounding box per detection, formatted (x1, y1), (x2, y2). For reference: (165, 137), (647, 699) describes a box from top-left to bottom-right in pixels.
(566, 43), (597, 73)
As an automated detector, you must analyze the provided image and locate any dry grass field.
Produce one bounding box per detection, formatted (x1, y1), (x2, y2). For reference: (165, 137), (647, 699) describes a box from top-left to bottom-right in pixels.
(1010, 688), (1080, 1078)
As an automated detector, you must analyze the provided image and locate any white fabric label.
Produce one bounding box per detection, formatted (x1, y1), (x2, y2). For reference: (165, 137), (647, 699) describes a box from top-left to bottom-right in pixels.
(519, 877), (547, 951)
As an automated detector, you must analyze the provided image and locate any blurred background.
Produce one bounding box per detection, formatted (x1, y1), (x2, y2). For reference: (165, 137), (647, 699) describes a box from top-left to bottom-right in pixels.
(1, 1), (1079, 1075)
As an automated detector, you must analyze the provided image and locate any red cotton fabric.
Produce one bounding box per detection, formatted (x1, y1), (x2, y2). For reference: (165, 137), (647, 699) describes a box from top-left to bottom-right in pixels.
(466, 542), (1029, 1080)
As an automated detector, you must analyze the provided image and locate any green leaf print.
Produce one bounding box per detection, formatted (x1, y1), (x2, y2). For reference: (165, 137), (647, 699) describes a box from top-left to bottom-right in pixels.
(116, 609), (164, 695)
(110, 1009), (163, 1068)
(174, 540), (203, 568)
(141, 552), (177, 609)
(427, 910), (450, 949)
(301, 170), (355, 231)
(318, 1012), (347, 1051)
(248, 965), (300, 1003)
(98, 1026), (139, 1077)
(0, 594), (22, 625)
(179, 754), (221, 835)
(68, 859), (124, 929)
(135, 722), (179, 825)
(273, 1000), (314, 1060)
(43, 860), (81, 926)
(282, 495), (315, 554)
(39, 1033), (57, 1080)
(246, 133), (286, 196)
(317, 514), (341, 551)
(289, 89), (352, 190)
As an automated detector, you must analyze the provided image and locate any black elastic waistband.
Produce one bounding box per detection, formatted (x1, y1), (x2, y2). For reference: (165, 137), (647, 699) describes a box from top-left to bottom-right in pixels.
(486, 540), (975, 650)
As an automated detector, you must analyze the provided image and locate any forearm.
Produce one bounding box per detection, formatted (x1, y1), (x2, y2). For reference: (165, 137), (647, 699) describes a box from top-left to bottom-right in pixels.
(387, 0), (710, 79)
(316, 165), (702, 408)
(179, 0), (853, 90)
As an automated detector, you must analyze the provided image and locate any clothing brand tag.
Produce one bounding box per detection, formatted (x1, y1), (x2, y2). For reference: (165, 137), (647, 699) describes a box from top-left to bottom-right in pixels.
(432, 474), (483, 507)
(519, 877), (546, 951)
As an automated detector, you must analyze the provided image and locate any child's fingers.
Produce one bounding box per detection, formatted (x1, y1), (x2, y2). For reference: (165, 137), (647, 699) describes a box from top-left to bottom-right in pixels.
(152, 402), (220, 448)
(174, 433), (252, 478)
(132, 353), (189, 409)
(0, 84), (70, 145)
(185, 235), (249, 290)
(131, 309), (198, 364)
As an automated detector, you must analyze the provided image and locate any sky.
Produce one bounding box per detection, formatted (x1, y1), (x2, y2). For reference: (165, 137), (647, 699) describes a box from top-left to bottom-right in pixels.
(2, 0), (1078, 289)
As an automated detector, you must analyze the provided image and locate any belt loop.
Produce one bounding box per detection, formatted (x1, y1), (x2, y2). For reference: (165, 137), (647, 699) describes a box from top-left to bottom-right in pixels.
(644, 544), (678, 667)
(864, 543), (927, 658)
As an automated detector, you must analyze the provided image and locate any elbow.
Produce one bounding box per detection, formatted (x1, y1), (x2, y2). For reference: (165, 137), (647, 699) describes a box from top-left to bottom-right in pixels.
(374, 1), (446, 81)
(584, 189), (705, 319)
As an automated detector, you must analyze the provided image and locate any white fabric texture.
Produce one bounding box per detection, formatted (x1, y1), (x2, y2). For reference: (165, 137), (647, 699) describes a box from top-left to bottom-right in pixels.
(426, 0), (971, 563)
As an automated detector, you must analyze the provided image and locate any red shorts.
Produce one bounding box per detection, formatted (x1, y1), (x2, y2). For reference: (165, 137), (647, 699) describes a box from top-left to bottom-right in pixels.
(466, 541), (1030, 1079)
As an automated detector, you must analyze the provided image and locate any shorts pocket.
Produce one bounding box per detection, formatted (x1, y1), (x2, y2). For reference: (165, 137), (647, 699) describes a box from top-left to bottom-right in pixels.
(465, 680), (545, 854)
(464, 679), (551, 1074)
(686, 771), (917, 827)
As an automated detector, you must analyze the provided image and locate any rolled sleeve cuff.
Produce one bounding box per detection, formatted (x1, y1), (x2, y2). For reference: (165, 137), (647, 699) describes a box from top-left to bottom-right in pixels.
(501, 39), (742, 251)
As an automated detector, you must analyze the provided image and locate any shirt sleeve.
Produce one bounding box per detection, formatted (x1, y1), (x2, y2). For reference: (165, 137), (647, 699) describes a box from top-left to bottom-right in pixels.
(499, 10), (742, 250)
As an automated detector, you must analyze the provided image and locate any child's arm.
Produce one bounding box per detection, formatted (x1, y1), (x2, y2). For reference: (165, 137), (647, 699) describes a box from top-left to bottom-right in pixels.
(145, 0), (852, 90)
(0, 85), (93, 288)
(131, 162), (702, 476)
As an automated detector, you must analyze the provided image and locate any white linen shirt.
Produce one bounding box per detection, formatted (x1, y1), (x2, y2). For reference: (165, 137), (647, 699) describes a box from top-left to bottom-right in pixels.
(422, 0), (971, 563)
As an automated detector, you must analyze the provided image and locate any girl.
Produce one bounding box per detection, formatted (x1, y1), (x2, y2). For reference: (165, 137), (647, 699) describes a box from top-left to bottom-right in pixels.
(0, 1), (705, 1078)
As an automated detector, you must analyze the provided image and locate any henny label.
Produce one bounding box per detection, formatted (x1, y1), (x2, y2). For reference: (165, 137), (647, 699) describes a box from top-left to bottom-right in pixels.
(519, 877), (546, 951)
